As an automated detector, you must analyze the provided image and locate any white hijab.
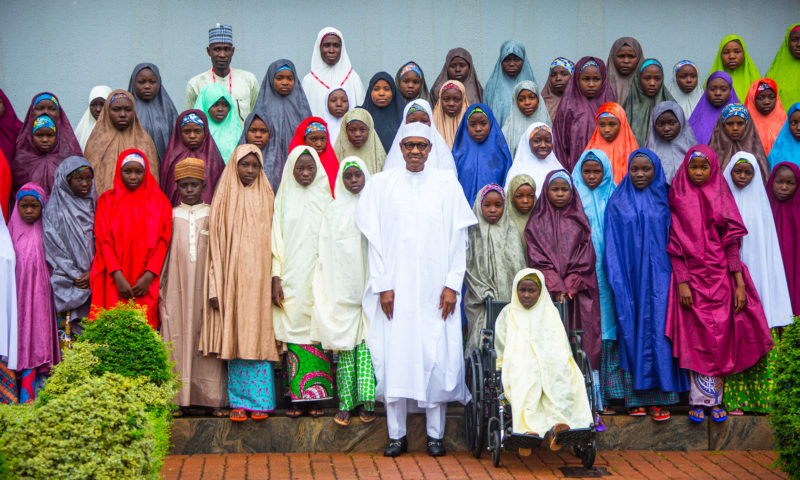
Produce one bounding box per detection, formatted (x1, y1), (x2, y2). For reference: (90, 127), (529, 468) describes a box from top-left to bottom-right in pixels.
(382, 99), (457, 173)
(666, 61), (703, 119)
(311, 157), (371, 351)
(722, 151), (794, 328)
(321, 86), (352, 147)
(301, 27), (366, 118)
(74, 85), (112, 150)
(0, 219), (17, 370)
(503, 122), (563, 198)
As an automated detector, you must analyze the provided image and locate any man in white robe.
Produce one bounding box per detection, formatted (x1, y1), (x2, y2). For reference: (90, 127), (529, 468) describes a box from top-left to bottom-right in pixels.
(355, 122), (477, 457)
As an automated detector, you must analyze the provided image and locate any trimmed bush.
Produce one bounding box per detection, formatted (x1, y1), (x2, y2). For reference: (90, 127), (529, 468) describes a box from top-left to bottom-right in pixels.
(771, 318), (800, 479)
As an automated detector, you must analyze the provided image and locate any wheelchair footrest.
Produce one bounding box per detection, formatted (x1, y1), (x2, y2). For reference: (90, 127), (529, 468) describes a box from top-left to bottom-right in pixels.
(504, 433), (544, 450)
(554, 427), (593, 447)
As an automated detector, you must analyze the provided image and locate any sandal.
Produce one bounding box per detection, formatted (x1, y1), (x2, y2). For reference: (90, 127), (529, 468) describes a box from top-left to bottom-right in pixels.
(628, 407), (647, 417)
(599, 408), (617, 416)
(286, 407), (305, 418)
(688, 407), (705, 423)
(211, 408), (230, 418)
(548, 423), (570, 451)
(172, 407), (185, 418)
(709, 407), (728, 423)
(358, 407), (376, 423)
(251, 411), (269, 420)
(334, 410), (351, 426)
(229, 408), (247, 422)
(729, 408), (745, 416)
(647, 406), (671, 422)
(309, 407), (325, 418)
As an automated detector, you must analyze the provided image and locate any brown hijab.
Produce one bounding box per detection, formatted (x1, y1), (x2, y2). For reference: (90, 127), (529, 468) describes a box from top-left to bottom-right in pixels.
(430, 47), (484, 106)
(606, 37), (644, 105)
(83, 89), (158, 194)
(708, 103), (770, 184)
(199, 144), (279, 361)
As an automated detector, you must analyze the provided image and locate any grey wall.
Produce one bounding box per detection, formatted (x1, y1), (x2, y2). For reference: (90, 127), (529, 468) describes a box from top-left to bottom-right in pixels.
(1, 0), (798, 126)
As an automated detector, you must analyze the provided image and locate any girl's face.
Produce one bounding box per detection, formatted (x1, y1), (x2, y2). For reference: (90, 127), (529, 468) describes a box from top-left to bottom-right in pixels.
(370, 79), (393, 107)
(512, 183), (535, 214)
(754, 88), (777, 116)
(246, 117), (270, 149)
(578, 66), (603, 99)
(480, 190), (504, 224)
(467, 112), (490, 143)
(517, 279), (541, 309)
(346, 120), (369, 148)
(89, 97), (105, 120)
(399, 71), (421, 100)
(548, 66), (571, 95)
(789, 111), (800, 141)
(208, 98), (230, 123)
(109, 97), (134, 131)
(614, 45), (639, 76)
(180, 123), (205, 150)
(773, 165), (798, 201)
(342, 165), (365, 194)
(687, 156), (711, 186)
(17, 196), (42, 224)
(581, 159), (604, 190)
(598, 116), (621, 143)
(69, 169), (94, 197)
(406, 110), (430, 126)
(790, 30), (800, 60)
(441, 88), (464, 117)
(676, 65), (698, 94)
(327, 89), (349, 118)
(516, 89), (539, 116)
(723, 116), (746, 141)
(654, 110), (681, 141)
(304, 130), (327, 154)
(120, 162), (145, 190)
(529, 128), (553, 160)
(293, 154), (317, 186)
(32, 128), (56, 154)
(707, 78), (732, 107)
(639, 65), (663, 97)
(273, 69), (295, 96)
(730, 161), (755, 189)
(501, 53), (523, 77)
(134, 67), (159, 101)
(629, 155), (655, 190)
(447, 56), (470, 82)
(237, 153), (260, 186)
(721, 40), (745, 70)
(33, 99), (59, 119)
(547, 178), (571, 207)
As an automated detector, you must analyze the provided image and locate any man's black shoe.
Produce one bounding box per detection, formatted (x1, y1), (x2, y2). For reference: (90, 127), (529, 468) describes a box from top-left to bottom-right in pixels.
(383, 436), (408, 457)
(427, 436), (446, 457)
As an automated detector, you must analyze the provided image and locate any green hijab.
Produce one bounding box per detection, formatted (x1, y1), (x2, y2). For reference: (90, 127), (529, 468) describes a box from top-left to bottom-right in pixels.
(332, 108), (386, 175)
(709, 34), (762, 102)
(766, 24), (800, 113)
(507, 174), (536, 237)
(193, 83), (243, 163)
(623, 59), (676, 145)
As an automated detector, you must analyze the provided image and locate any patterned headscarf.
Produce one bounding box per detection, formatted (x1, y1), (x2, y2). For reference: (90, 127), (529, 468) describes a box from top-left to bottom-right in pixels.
(32, 115), (56, 133)
(479, 183), (506, 202)
(722, 103), (749, 124)
(550, 57), (575, 75)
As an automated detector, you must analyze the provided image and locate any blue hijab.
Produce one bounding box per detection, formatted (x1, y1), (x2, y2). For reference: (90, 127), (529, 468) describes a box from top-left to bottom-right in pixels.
(603, 148), (689, 393)
(768, 102), (800, 171)
(453, 104), (513, 204)
(571, 149), (617, 341)
(483, 40), (537, 127)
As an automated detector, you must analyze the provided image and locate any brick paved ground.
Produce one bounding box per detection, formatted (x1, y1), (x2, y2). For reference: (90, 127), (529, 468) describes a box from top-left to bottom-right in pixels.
(162, 450), (787, 479)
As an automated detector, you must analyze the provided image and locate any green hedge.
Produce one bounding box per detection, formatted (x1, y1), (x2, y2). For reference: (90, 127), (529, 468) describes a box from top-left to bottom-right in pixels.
(771, 318), (800, 480)
(0, 301), (177, 480)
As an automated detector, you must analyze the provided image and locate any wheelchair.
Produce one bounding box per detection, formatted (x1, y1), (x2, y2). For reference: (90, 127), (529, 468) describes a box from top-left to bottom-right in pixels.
(464, 296), (597, 468)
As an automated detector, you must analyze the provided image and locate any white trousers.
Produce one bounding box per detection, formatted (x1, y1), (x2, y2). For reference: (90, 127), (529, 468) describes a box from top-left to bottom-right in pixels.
(385, 398), (447, 439)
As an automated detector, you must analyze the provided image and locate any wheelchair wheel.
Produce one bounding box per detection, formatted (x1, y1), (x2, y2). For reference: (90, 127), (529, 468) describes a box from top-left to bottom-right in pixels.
(490, 429), (501, 467)
(465, 354), (484, 458)
(464, 355), (477, 454)
(574, 439), (596, 469)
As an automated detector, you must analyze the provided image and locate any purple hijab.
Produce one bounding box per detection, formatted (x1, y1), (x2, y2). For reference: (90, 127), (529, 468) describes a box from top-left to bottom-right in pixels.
(553, 57), (617, 172)
(767, 162), (800, 315)
(0, 88), (23, 163)
(665, 145), (772, 377)
(687, 72), (739, 145)
(9, 182), (60, 373)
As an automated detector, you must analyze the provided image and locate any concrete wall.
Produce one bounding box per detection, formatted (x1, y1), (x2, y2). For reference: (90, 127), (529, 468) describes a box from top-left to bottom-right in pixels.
(1, 0), (798, 126)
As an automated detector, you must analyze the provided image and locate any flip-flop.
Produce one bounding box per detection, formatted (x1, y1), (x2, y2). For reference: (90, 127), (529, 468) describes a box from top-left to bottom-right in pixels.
(334, 410), (351, 426)
(647, 407), (671, 422)
(549, 423), (570, 451)
(285, 407), (304, 418)
(628, 407), (647, 416)
(358, 408), (377, 423)
(211, 408), (230, 418)
(729, 408), (745, 416)
(229, 408), (247, 422)
(251, 411), (269, 421)
(709, 407), (728, 423)
(688, 407), (705, 423)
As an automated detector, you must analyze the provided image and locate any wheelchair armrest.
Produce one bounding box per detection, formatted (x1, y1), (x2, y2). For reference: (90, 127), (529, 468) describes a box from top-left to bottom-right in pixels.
(570, 329), (584, 335)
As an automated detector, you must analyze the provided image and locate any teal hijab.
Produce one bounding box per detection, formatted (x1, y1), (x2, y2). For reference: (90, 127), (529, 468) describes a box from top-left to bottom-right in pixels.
(193, 83), (243, 163)
(484, 40), (536, 127)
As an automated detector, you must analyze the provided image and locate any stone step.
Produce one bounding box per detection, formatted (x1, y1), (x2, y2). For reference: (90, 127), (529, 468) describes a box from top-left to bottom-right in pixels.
(170, 408), (774, 454)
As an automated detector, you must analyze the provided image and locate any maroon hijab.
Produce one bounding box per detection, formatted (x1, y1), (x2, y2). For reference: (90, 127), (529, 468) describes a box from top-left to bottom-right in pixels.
(553, 57), (616, 172)
(665, 145), (772, 377)
(0, 88), (22, 162)
(767, 162), (800, 315)
(159, 109), (226, 206)
(11, 92), (81, 197)
(523, 169), (601, 368)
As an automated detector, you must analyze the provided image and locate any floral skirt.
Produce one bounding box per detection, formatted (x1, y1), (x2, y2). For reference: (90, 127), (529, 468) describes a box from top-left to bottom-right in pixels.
(228, 360), (276, 412)
(286, 344), (333, 402)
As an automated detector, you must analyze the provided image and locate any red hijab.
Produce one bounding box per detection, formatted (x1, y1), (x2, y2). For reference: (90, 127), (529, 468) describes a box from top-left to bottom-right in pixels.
(288, 117), (338, 196)
(744, 78), (787, 156)
(90, 148), (172, 328)
(767, 162), (800, 315)
(0, 150), (10, 222)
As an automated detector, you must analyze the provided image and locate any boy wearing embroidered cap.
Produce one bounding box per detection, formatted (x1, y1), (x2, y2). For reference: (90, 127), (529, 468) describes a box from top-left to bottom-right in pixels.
(185, 23), (259, 123)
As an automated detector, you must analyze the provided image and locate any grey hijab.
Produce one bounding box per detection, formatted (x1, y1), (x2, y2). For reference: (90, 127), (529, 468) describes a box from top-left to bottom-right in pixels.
(238, 108), (283, 192)
(644, 101), (697, 184)
(127, 62), (178, 161)
(42, 156), (96, 318)
(501, 81), (552, 156)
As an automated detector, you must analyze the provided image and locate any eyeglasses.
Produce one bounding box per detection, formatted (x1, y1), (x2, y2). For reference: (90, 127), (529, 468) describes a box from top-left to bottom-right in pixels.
(401, 141), (430, 151)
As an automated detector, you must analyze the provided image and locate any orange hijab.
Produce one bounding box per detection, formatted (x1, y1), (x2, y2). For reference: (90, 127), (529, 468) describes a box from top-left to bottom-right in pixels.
(584, 102), (638, 184)
(744, 78), (786, 156)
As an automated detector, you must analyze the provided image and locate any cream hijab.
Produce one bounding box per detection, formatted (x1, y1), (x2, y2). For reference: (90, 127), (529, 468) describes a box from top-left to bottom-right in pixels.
(75, 85), (112, 150)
